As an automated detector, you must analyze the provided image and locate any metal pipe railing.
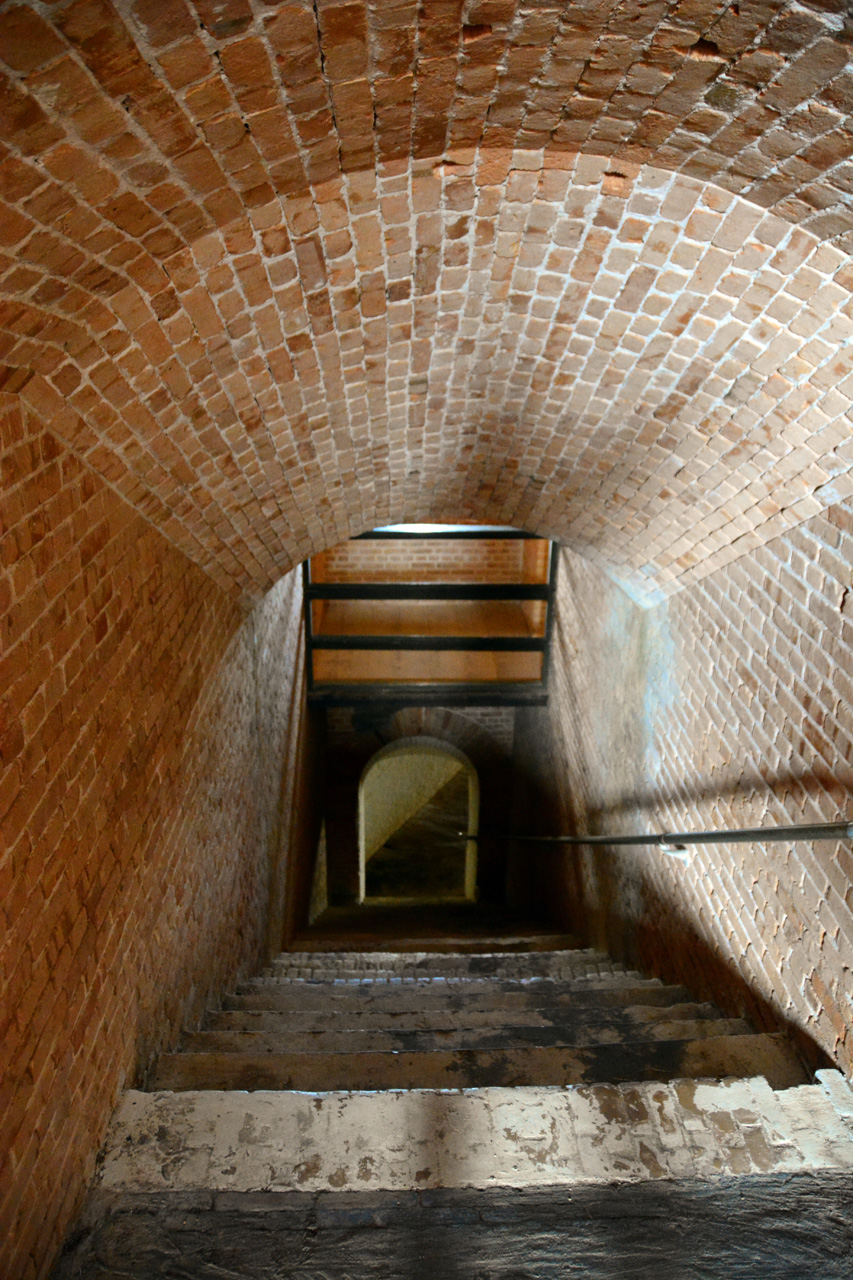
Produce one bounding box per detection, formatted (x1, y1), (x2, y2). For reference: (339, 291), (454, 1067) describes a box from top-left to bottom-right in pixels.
(511, 820), (853, 852)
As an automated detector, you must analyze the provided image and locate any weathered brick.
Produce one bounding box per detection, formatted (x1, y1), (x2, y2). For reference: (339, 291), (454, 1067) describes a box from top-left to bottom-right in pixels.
(0, 398), (307, 1280)
(543, 522), (853, 1092)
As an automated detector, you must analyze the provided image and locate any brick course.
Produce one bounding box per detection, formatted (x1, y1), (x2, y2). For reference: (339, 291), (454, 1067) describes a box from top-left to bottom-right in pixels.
(315, 536), (532, 583)
(0, 395), (305, 1280)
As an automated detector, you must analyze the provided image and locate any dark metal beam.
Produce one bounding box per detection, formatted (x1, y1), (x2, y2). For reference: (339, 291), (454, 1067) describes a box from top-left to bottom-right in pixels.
(512, 821), (853, 849)
(310, 635), (545, 651)
(540, 542), (559, 687)
(301, 560), (314, 693)
(307, 683), (549, 708)
(305, 583), (550, 601)
(356, 529), (539, 540)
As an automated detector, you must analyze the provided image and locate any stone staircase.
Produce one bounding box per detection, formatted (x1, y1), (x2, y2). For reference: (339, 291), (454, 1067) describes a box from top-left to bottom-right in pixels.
(147, 947), (808, 1094)
(54, 945), (853, 1279)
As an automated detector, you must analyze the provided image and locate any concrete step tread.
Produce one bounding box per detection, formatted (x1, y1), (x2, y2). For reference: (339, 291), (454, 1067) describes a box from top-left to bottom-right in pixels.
(224, 981), (697, 1013)
(286, 933), (582, 954)
(205, 1000), (724, 1034)
(266, 957), (642, 984)
(772, 1081), (853, 1164)
(229, 977), (681, 1008)
(271, 946), (607, 962)
(817, 1068), (853, 1122)
(148, 1031), (807, 1094)
(101, 1076), (853, 1197)
(268, 947), (632, 973)
(181, 1017), (753, 1056)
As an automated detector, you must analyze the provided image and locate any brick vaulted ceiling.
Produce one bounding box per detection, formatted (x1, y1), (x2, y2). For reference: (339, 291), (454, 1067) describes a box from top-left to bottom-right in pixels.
(2, 0), (853, 606)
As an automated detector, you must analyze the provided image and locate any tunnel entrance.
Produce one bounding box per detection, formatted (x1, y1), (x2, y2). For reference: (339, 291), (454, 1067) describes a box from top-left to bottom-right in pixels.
(292, 523), (561, 944)
(358, 738), (479, 904)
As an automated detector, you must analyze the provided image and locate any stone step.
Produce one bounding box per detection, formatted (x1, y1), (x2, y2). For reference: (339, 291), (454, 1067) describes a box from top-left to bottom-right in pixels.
(286, 931), (581, 954)
(268, 948), (626, 982)
(817, 1067), (853, 1124)
(148, 1030), (807, 1093)
(100, 1074), (853, 1197)
(205, 999), (723, 1035)
(228, 978), (687, 1012)
(271, 945), (607, 961)
(182, 1015), (752, 1056)
(773, 1082), (853, 1167)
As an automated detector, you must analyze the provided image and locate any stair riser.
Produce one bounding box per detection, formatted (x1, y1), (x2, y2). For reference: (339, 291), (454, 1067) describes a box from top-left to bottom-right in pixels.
(273, 948), (623, 969)
(150, 1032), (806, 1093)
(274, 947), (598, 964)
(286, 933), (579, 952)
(227, 982), (692, 1013)
(206, 1001), (721, 1035)
(271, 961), (632, 981)
(182, 1018), (751, 1055)
(53, 1178), (853, 1280)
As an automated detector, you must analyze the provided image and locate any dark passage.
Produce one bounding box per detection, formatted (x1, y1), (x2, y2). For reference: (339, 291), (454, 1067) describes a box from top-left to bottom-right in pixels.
(366, 769), (470, 899)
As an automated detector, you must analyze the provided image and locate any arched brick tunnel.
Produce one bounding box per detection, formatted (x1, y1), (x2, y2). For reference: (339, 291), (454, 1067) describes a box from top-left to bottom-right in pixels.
(2, 1), (853, 1275)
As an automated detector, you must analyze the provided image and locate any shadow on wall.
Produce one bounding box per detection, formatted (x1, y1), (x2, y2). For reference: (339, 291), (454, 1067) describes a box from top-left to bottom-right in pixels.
(506, 810), (833, 1075)
(633, 879), (833, 1078)
(506, 708), (588, 934)
(575, 844), (834, 1073)
(514, 547), (843, 1077)
(587, 761), (852, 828)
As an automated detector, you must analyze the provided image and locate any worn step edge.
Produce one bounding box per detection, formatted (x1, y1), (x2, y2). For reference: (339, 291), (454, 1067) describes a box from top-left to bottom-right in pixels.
(772, 1078), (853, 1166)
(271, 947), (600, 959)
(267, 961), (636, 982)
(148, 1032), (807, 1093)
(234, 975), (673, 1000)
(268, 949), (625, 972)
(223, 985), (697, 1015)
(285, 933), (581, 954)
(179, 1017), (753, 1055)
(261, 973), (649, 989)
(100, 1077), (853, 1197)
(271, 948), (607, 965)
(817, 1068), (853, 1123)
(205, 1000), (723, 1034)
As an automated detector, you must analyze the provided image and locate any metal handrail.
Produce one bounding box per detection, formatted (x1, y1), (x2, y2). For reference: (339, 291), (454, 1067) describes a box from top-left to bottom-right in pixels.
(511, 820), (853, 851)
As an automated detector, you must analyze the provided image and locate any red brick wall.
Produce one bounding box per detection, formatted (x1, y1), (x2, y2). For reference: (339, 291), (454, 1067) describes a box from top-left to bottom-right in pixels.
(542, 524), (853, 1075)
(0, 395), (305, 1280)
(314, 538), (534, 584)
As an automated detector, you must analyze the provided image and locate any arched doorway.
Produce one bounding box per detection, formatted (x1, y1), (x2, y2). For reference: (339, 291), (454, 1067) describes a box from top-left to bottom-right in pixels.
(358, 738), (479, 904)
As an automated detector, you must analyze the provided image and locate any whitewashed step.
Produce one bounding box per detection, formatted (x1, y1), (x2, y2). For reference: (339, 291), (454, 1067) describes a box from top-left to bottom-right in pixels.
(817, 1068), (853, 1125)
(100, 1077), (853, 1197)
(774, 1080), (853, 1167)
